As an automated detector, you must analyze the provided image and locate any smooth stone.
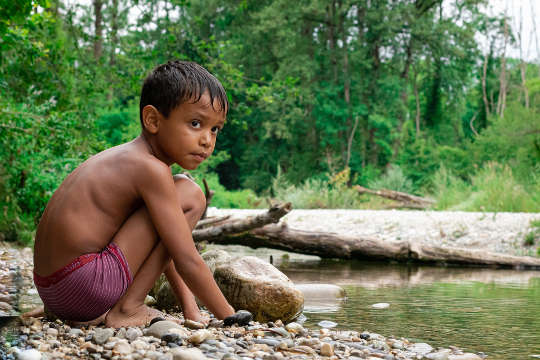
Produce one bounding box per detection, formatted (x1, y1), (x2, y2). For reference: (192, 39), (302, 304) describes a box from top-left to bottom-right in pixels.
(426, 349), (451, 360)
(188, 329), (213, 345)
(16, 349), (41, 360)
(371, 303), (390, 309)
(224, 310), (253, 327)
(266, 327), (290, 338)
(285, 322), (305, 334)
(170, 347), (208, 360)
(131, 340), (149, 350)
(46, 328), (58, 337)
(408, 342), (433, 355)
(184, 319), (205, 330)
(318, 320), (337, 328)
(126, 327), (143, 341)
(161, 332), (180, 343)
(146, 321), (183, 339)
(144, 295), (157, 306)
(320, 342), (334, 356)
(448, 354), (483, 360)
(93, 328), (115, 345)
(115, 328), (127, 339)
(69, 328), (84, 337)
(254, 338), (280, 347)
(213, 256), (304, 323)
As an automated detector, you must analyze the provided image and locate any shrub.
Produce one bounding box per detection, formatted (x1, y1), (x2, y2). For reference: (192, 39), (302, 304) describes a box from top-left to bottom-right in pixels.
(368, 164), (414, 193)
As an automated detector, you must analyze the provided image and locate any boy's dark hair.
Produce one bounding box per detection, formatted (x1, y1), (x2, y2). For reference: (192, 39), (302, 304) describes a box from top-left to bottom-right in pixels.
(139, 60), (228, 125)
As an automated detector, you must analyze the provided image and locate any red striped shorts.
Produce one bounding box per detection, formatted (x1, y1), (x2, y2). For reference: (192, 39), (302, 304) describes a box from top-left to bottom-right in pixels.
(33, 243), (133, 322)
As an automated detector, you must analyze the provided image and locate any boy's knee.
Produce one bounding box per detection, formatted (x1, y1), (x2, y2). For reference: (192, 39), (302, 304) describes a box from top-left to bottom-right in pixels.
(173, 174), (206, 216)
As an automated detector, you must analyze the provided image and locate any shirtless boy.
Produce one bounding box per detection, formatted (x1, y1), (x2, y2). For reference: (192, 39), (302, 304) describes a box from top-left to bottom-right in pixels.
(32, 61), (243, 328)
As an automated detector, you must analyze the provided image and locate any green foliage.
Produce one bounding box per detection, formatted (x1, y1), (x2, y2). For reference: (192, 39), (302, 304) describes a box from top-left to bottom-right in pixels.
(432, 163), (539, 212)
(368, 165), (413, 193)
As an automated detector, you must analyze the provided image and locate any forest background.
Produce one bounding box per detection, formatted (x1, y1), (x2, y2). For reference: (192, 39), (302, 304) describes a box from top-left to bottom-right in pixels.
(1, 0), (539, 245)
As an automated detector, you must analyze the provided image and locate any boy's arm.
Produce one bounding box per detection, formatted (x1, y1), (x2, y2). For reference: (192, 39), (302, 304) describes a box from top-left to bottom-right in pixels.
(138, 162), (234, 320)
(164, 262), (207, 323)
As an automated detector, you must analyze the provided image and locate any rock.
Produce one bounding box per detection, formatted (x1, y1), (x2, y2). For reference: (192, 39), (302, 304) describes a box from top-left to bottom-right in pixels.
(285, 322), (305, 335)
(224, 310), (253, 327)
(371, 303), (390, 309)
(170, 347), (208, 360)
(125, 327), (143, 341)
(188, 329), (213, 345)
(212, 256), (304, 322)
(202, 249), (233, 273)
(426, 349), (451, 360)
(161, 332), (180, 343)
(131, 339), (149, 350)
(320, 342), (334, 356)
(408, 342), (433, 355)
(112, 339), (131, 355)
(16, 349), (41, 360)
(146, 320), (183, 339)
(144, 295), (157, 306)
(46, 328), (58, 337)
(93, 328), (115, 345)
(448, 354), (483, 360)
(184, 319), (205, 330)
(317, 320), (337, 328)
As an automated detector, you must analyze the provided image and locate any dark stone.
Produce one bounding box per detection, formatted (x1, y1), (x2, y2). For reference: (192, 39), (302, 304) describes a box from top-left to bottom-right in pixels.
(224, 310), (253, 327)
(168, 342), (179, 348)
(360, 332), (370, 340)
(161, 332), (180, 343)
(149, 317), (165, 326)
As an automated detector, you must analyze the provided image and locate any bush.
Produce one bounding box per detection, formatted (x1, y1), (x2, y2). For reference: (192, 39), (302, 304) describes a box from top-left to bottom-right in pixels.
(368, 164), (414, 193)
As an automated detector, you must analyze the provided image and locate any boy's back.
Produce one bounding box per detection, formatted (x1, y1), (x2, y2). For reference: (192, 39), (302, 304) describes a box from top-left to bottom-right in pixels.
(34, 139), (154, 276)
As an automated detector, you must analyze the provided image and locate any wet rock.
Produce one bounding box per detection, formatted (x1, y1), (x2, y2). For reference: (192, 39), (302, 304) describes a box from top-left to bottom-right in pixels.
(93, 328), (115, 345)
(318, 320), (337, 328)
(224, 310), (253, 327)
(213, 256), (304, 323)
(146, 320), (183, 339)
(126, 327), (143, 341)
(285, 322), (305, 335)
(371, 303), (390, 309)
(170, 347), (208, 360)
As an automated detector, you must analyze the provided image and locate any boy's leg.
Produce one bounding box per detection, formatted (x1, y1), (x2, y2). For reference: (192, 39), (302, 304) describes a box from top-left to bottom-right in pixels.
(105, 176), (206, 328)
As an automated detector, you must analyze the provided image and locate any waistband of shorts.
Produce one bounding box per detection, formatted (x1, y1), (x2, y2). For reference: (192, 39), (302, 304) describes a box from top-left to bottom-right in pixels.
(33, 243), (128, 287)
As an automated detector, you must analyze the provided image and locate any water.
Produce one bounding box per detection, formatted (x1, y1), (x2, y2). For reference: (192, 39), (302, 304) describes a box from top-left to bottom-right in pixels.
(278, 258), (540, 359)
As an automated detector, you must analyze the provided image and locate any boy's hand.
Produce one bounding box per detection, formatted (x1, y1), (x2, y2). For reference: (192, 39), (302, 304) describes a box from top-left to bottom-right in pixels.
(223, 310), (253, 327)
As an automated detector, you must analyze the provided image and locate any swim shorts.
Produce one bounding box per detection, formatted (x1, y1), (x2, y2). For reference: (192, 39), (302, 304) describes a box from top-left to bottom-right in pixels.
(33, 243), (133, 322)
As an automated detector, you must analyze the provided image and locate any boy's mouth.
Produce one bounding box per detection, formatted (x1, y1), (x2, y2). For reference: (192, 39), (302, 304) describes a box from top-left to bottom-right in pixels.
(191, 152), (208, 162)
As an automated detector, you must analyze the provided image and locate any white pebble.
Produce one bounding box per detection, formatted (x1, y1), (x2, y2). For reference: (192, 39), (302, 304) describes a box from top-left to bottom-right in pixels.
(371, 302), (390, 309)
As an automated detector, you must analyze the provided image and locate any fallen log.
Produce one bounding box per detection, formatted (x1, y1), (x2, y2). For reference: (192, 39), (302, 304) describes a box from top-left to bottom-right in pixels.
(195, 215), (231, 229)
(355, 185), (435, 207)
(203, 223), (540, 269)
(192, 203), (292, 241)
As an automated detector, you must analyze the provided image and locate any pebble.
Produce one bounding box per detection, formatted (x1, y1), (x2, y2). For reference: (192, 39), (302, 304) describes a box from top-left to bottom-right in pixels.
(320, 342), (334, 356)
(16, 349), (41, 360)
(93, 328), (115, 345)
(170, 347), (207, 360)
(188, 329), (213, 344)
(408, 342), (434, 355)
(426, 349), (452, 360)
(284, 322), (305, 334)
(146, 321), (183, 339)
(371, 302), (390, 309)
(126, 327), (143, 341)
(184, 319), (205, 330)
(318, 320), (337, 328)
(112, 339), (132, 354)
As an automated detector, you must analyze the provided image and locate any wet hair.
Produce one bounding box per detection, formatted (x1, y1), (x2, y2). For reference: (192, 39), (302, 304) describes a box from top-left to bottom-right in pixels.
(139, 60), (228, 125)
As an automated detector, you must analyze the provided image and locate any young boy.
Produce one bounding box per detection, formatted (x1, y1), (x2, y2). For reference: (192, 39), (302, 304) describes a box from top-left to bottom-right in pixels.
(32, 61), (239, 328)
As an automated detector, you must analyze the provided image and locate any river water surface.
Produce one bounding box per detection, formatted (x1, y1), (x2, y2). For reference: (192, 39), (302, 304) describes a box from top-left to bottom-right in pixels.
(277, 258), (540, 360)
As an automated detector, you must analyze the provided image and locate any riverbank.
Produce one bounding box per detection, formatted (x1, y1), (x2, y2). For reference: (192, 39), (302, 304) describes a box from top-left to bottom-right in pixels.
(206, 209), (540, 257)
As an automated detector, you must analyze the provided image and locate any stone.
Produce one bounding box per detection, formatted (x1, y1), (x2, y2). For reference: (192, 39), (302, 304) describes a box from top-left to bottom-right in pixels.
(408, 342), (433, 355)
(285, 322), (305, 335)
(146, 321), (183, 339)
(318, 320), (337, 328)
(320, 342), (334, 357)
(188, 329), (213, 345)
(93, 328), (115, 345)
(448, 354), (483, 360)
(371, 303), (390, 309)
(126, 327), (143, 341)
(212, 256), (304, 323)
(161, 332), (180, 343)
(426, 349), (451, 360)
(130, 340), (149, 350)
(184, 319), (205, 330)
(170, 347), (208, 360)
(16, 349), (41, 360)
(224, 310), (253, 327)
(144, 295), (157, 306)
(112, 339), (132, 355)
(46, 328), (58, 337)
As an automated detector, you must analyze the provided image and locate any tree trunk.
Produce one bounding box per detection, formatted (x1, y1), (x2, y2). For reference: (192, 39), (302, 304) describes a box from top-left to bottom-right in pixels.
(205, 223), (540, 269)
(354, 185), (435, 206)
(481, 53), (490, 117)
(109, 0), (119, 66)
(413, 68), (421, 135)
(93, 0), (104, 61)
(497, 15), (508, 118)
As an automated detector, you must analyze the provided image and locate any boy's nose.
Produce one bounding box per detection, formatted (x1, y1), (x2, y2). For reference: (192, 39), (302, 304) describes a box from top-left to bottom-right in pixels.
(200, 131), (211, 147)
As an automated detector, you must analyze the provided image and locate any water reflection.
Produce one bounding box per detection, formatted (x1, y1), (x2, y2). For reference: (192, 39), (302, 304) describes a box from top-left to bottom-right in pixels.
(278, 259), (540, 360)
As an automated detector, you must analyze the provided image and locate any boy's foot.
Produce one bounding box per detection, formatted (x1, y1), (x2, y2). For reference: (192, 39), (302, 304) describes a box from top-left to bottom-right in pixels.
(105, 304), (180, 328)
(67, 311), (108, 327)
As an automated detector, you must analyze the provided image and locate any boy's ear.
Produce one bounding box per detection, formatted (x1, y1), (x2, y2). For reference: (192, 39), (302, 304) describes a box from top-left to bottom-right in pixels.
(142, 105), (161, 134)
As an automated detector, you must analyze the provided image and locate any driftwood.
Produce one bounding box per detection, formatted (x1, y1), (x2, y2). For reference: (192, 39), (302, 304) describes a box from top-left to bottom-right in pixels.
(195, 215), (231, 229)
(193, 203), (292, 242)
(355, 185), (435, 208)
(202, 223), (540, 270)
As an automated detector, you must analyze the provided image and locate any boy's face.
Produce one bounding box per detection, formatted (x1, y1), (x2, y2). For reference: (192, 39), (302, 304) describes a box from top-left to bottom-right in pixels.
(153, 92), (225, 169)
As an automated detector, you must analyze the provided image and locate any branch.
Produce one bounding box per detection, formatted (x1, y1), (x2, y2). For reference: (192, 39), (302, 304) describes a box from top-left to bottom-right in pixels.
(192, 203), (292, 241)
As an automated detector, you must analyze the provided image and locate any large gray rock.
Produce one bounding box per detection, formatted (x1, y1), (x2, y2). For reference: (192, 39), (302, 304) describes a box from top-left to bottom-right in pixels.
(213, 256), (304, 323)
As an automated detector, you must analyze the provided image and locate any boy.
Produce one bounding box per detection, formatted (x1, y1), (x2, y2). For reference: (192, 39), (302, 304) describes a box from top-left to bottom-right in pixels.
(32, 61), (241, 328)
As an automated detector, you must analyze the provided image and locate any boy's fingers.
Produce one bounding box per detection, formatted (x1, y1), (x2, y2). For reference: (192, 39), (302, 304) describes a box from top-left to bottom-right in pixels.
(223, 310), (253, 327)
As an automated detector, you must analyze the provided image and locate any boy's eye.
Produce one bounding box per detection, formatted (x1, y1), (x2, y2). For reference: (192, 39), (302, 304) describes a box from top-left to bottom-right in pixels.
(191, 120), (201, 128)
(211, 126), (221, 134)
